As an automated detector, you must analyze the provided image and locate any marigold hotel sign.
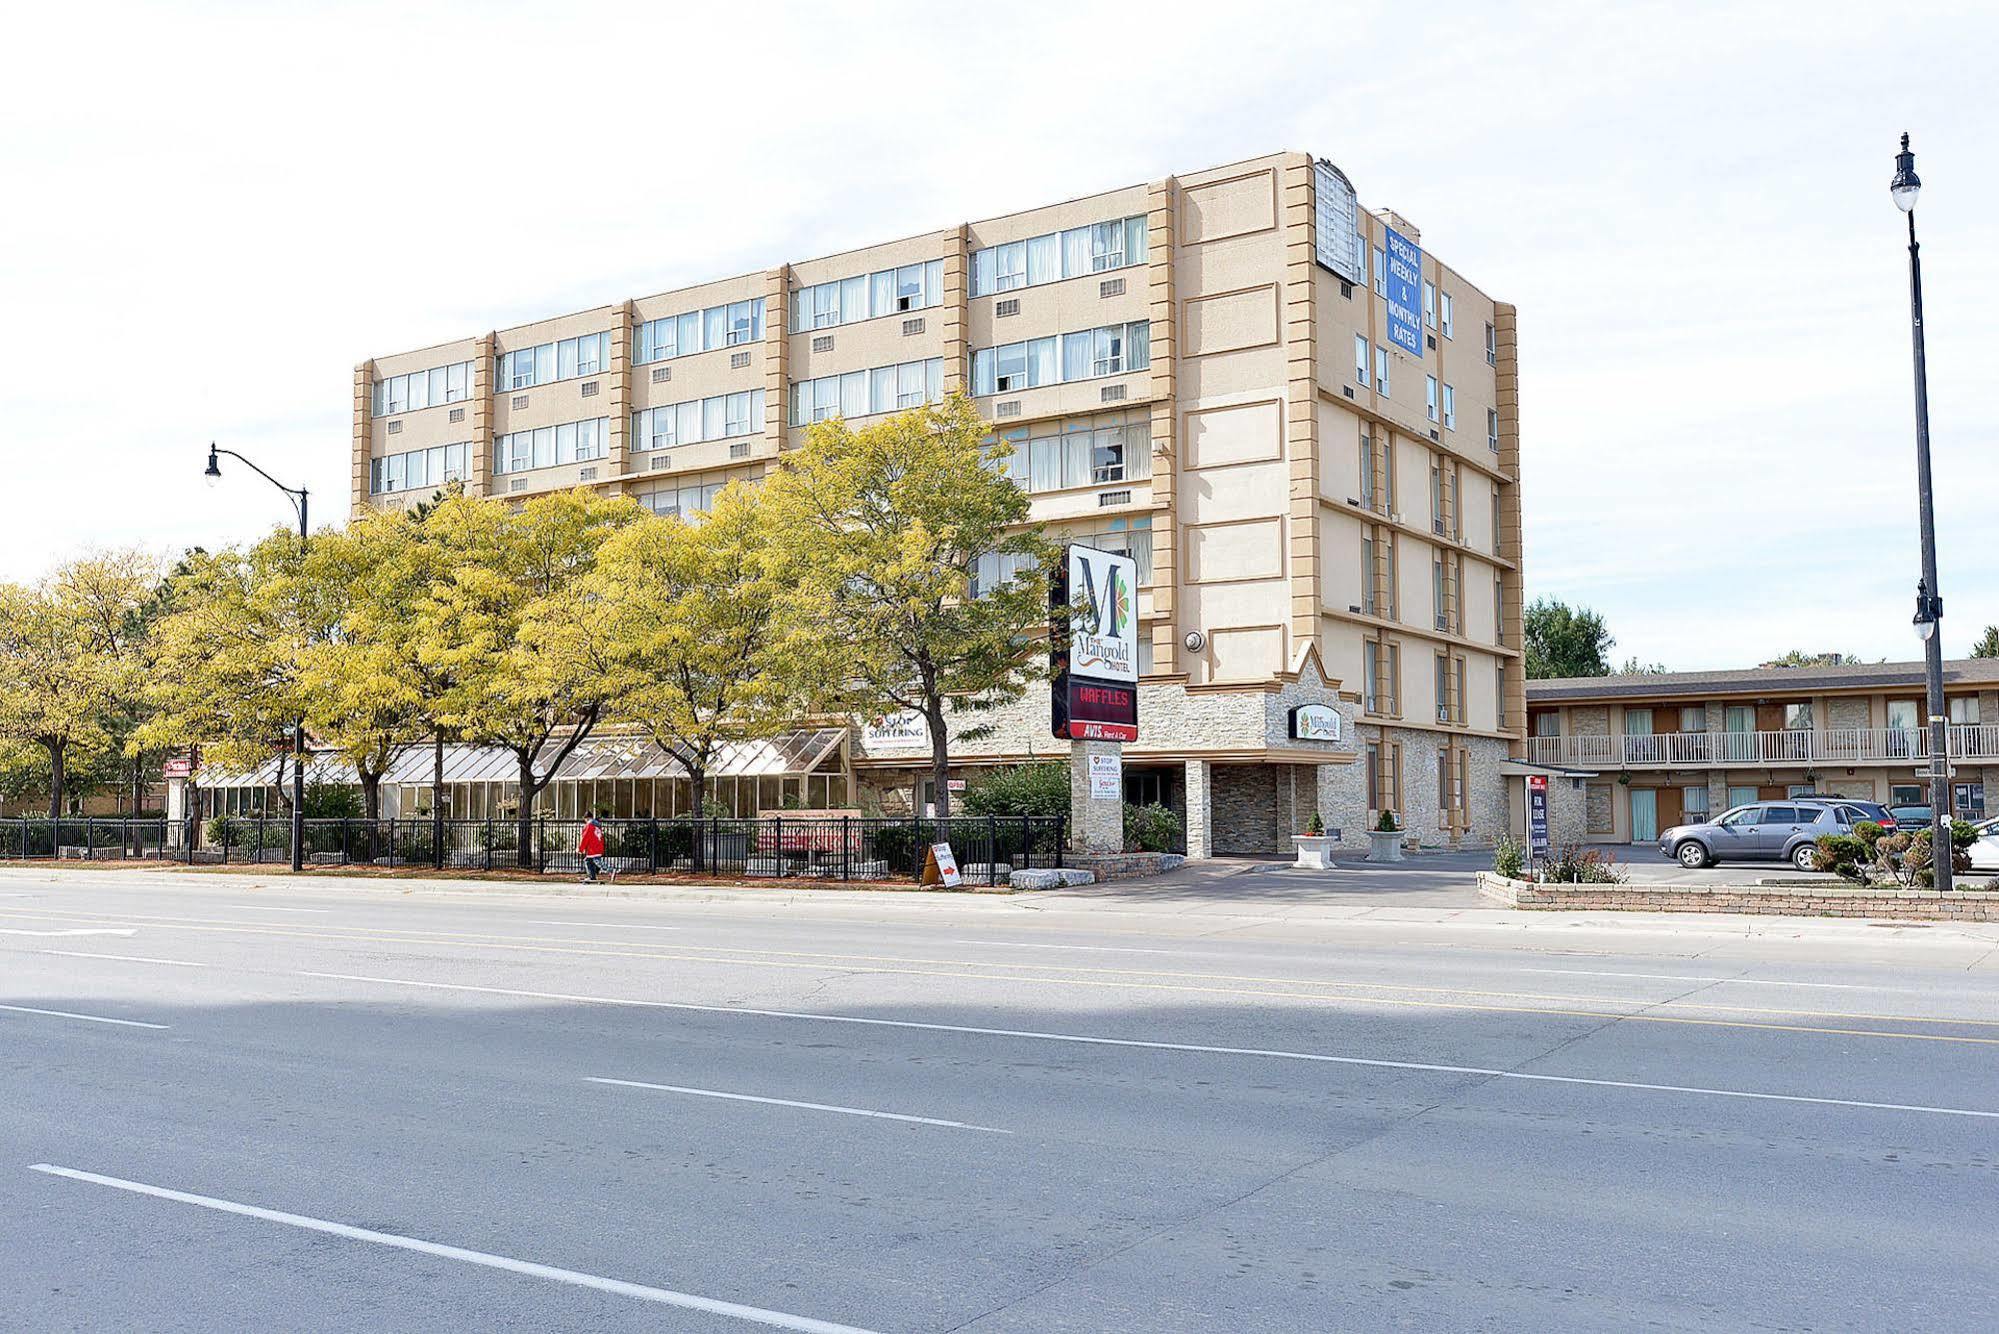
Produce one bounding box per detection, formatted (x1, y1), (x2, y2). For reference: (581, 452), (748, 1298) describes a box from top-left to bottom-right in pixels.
(1051, 544), (1139, 742)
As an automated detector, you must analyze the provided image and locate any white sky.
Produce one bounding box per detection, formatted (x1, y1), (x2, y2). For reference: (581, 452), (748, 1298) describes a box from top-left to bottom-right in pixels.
(2, 1), (1993, 669)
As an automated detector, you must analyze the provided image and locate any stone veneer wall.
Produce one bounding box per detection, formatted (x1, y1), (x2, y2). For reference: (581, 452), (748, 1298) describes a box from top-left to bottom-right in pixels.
(1827, 696), (1870, 729)
(1316, 727), (1514, 851)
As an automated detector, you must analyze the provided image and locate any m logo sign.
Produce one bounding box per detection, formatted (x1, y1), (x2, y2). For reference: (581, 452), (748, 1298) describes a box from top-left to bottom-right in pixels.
(1050, 544), (1140, 742)
(1067, 546), (1137, 685)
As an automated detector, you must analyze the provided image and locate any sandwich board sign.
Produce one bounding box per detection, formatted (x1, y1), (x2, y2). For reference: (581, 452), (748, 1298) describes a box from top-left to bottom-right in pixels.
(925, 842), (962, 888)
(1050, 544), (1139, 742)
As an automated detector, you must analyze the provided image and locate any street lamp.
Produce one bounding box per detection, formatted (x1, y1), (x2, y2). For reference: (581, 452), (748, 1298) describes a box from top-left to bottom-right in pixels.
(1891, 133), (1952, 892)
(204, 443), (311, 874)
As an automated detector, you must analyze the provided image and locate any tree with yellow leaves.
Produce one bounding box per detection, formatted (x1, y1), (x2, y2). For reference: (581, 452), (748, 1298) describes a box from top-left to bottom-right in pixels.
(558, 482), (800, 816)
(0, 550), (159, 821)
(763, 394), (1057, 816)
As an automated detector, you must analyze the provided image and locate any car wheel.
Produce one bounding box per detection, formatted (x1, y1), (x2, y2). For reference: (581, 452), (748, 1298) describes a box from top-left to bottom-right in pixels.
(1677, 841), (1710, 869)
(1792, 843), (1818, 872)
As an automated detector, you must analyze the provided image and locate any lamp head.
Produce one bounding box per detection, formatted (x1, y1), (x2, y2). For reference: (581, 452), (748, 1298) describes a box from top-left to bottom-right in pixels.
(203, 444), (223, 487)
(1891, 132), (1921, 213)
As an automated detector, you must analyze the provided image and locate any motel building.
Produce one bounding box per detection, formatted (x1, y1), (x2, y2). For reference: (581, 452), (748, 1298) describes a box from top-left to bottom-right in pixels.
(313, 149), (1532, 857)
(1525, 658), (1999, 846)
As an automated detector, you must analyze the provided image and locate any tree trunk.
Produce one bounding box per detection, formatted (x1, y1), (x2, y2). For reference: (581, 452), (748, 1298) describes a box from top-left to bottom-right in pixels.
(433, 730), (446, 869)
(687, 761), (706, 872)
(46, 740), (65, 825)
(516, 752), (538, 870)
(926, 701), (951, 817)
(360, 773), (382, 823)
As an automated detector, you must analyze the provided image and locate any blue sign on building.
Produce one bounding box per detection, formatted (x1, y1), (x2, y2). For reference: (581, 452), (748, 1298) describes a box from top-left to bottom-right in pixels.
(1382, 225), (1424, 358)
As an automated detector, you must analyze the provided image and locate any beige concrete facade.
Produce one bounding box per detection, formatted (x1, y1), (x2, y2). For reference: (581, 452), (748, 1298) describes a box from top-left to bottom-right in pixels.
(353, 151), (1524, 853)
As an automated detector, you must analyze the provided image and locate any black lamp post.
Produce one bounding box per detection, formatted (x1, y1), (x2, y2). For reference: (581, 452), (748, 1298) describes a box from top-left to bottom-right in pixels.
(205, 443), (310, 874)
(1891, 134), (1953, 892)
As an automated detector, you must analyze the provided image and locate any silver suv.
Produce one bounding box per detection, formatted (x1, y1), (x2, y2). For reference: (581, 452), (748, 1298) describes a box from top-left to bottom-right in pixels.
(1658, 801), (1848, 872)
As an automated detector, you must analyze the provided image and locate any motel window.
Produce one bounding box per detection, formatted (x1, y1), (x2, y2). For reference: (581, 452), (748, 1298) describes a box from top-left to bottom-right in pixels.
(493, 417), (608, 475)
(1438, 747), (1451, 811)
(1484, 322), (1497, 366)
(794, 360), (941, 426)
(498, 333), (611, 391)
(1375, 346), (1390, 398)
(1685, 786), (1709, 818)
(635, 390), (765, 451)
(1366, 743), (1380, 809)
(1373, 245), (1387, 294)
(1359, 432), (1375, 509)
(1361, 537), (1377, 616)
(1423, 281), (1436, 329)
(973, 323), (1149, 396)
(1487, 408), (1500, 453)
(1496, 663), (1507, 728)
(792, 261), (945, 331)
(1440, 292), (1454, 338)
(1435, 654), (1451, 724)
(1354, 334), (1369, 386)
(1442, 383), (1455, 430)
(1949, 697), (1981, 725)
(1426, 375), (1439, 423)
(1784, 702), (1814, 731)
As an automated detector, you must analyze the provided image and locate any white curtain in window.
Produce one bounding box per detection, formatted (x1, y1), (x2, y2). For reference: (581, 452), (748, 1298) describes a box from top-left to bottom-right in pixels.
(1027, 234), (1060, 286)
(1062, 227), (1091, 279)
(1027, 337), (1057, 388)
(841, 371), (868, 418)
(1062, 332), (1091, 382)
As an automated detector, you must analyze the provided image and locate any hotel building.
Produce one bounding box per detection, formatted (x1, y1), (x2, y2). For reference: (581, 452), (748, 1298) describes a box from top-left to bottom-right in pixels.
(349, 150), (1525, 856)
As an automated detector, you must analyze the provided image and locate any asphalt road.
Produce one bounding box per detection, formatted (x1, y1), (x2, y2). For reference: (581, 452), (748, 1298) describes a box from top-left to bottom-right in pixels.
(4, 867), (1998, 1331)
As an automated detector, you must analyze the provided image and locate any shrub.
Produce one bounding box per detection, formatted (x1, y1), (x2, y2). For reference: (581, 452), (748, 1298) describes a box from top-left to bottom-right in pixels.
(302, 782), (363, 820)
(1375, 810), (1400, 833)
(1306, 811), (1325, 836)
(1492, 833), (1525, 880)
(1542, 843), (1626, 885)
(1812, 833), (1868, 882)
(1123, 802), (1181, 853)
(962, 762), (1070, 820)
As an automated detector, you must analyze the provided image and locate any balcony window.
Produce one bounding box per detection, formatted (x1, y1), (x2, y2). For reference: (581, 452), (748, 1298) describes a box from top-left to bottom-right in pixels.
(1784, 702), (1813, 731)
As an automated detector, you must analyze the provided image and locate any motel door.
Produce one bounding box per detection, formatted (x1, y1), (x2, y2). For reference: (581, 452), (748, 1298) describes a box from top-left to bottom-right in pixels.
(1653, 787), (1684, 836)
(1629, 789), (1658, 843)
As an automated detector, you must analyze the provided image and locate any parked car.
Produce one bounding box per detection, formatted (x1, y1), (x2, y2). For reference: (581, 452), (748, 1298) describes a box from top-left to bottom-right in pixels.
(1790, 797), (1898, 831)
(1889, 804), (1934, 827)
(1657, 802), (1849, 871)
(1969, 818), (1999, 873)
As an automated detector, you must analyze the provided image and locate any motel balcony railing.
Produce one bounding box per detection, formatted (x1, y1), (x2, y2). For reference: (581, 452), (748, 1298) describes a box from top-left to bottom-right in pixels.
(1525, 725), (1999, 770)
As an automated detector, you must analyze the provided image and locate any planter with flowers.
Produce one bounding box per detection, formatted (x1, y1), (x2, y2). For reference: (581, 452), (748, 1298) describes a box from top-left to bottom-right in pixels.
(1365, 810), (1404, 863)
(1291, 811), (1337, 870)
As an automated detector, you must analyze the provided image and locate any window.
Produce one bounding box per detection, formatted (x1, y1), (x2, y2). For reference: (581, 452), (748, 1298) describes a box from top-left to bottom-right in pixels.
(1784, 702), (1813, 731)
(1067, 516), (1153, 585)
(1496, 663), (1507, 728)
(1484, 322), (1497, 366)
(1435, 654), (1451, 723)
(641, 476), (729, 521)
(1373, 245), (1387, 294)
(635, 389), (765, 451)
(1438, 747), (1452, 811)
(1685, 787), (1709, 818)
(1491, 490), (1502, 554)
(1423, 281), (1436, 329)
(492, 417), (608, 475)
(791, 360), (941, 426)
(1494, 574), (1505, 645)
(498, 333), (612, 390)
(370, 442), (470, 495)
(1361, 536), (1377, 615)
(791, 261), (944, 331)
(636, 299), (767, 363)
(373, 361), (476, 416)
(1727, 785), (1759, 810)
(1366, 742), (1381, 808)
(1358, 433), (1375, 510)
(1426, 375), (1439, 423)
(1442, 383), (1455, 430)
(973, 322), (1149, 395)
(1440, 292), (1453, 339)
(1374, 346), (1390, 398)
(1487, 407), (1500, 452)
(1432, 558), (1447, 631)
(1681, 705), (1707, 732)
(1354, 334), (1369, 386)
(969, 215), (1147, 296)
(1949, 697), (1982, 725)
(1429, 463), (1445, 534)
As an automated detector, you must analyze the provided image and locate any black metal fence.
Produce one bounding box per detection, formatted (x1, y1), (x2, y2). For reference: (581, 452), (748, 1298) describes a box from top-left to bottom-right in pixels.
(0, 815), (1065, 887)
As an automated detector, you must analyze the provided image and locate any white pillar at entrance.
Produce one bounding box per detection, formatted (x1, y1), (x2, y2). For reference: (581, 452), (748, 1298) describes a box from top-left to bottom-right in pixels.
(1069, 739), (1124, 854)
(1184, 759), (1212, 860)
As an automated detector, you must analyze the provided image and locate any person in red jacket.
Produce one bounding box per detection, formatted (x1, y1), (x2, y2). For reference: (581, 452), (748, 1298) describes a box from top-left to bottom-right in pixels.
(578, 815), (605, 882)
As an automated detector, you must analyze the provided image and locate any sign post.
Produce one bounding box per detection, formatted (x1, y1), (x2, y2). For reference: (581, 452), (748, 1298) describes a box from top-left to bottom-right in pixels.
(1526, 774), (1551, 874)
(1053, 545), (1140, 853)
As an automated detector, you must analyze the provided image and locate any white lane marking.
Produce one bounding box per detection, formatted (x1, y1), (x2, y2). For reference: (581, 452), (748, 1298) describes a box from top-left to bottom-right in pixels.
(0, 928), (138, 938)
(1520, 968), (1915, 993)
(521, 920), (681, 931)
(300, 972), (1999, 1121)
(586, 1077), (1010, 1134)
(41, 951), (206, 968)
(0, 1003), (167, 1030)
(238, 907), (331, 914)
(950, 939), (1176, 955)
(28, 1165), (878, 1334)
